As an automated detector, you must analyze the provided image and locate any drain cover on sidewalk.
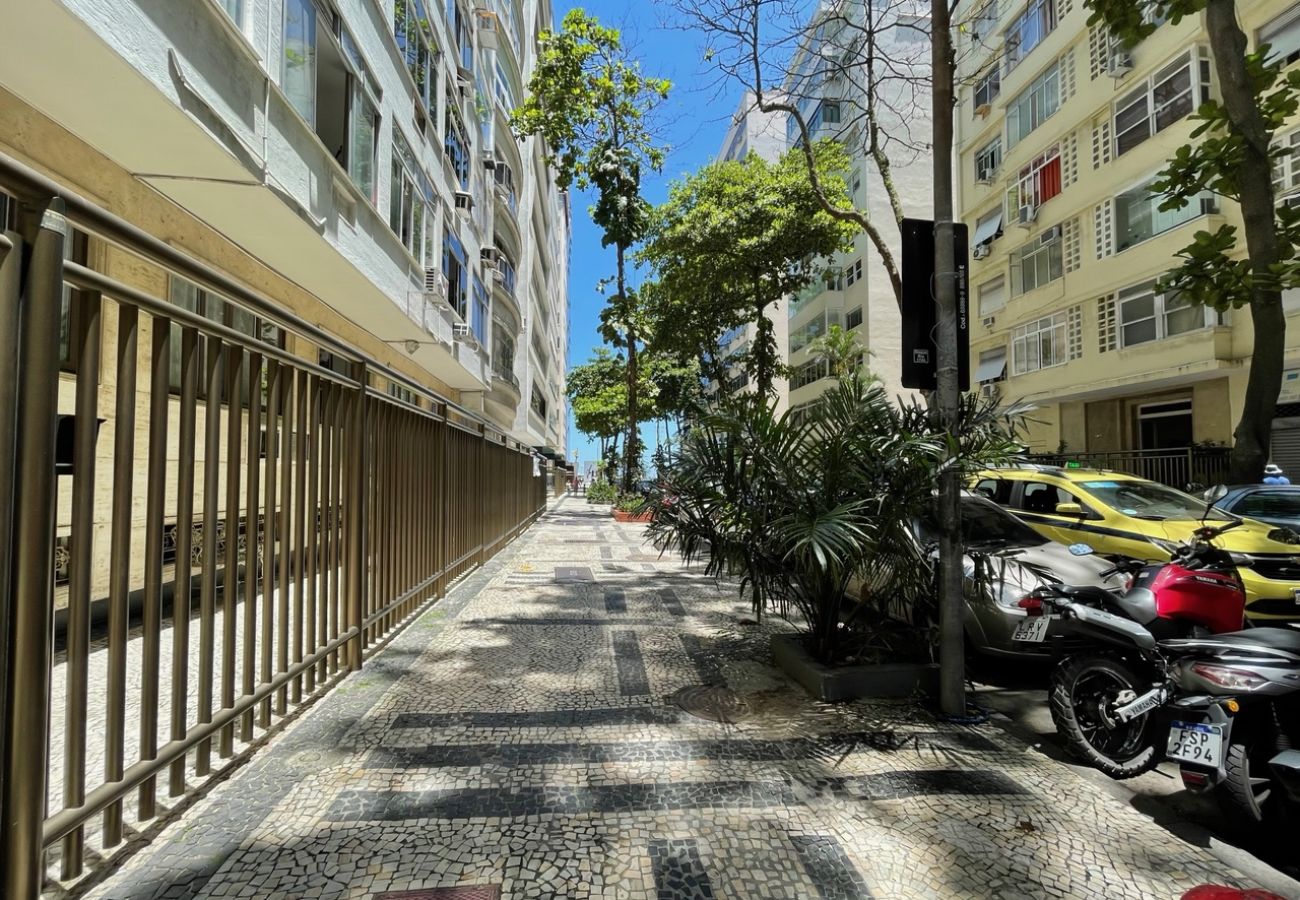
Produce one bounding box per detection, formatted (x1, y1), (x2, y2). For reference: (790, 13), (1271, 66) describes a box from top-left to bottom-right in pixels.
(376, 888), (501, 900)
(671, 685), (749, 723)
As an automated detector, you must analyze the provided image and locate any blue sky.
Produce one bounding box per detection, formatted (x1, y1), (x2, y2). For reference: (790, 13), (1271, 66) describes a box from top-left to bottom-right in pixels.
(555, 1), (741, 476)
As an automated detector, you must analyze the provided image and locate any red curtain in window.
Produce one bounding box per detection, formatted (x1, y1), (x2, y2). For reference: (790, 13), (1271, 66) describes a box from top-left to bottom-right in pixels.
(1039, 155), (1062, 203)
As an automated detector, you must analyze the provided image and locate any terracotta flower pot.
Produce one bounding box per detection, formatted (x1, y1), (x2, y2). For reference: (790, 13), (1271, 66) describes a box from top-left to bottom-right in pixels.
(613, 509), (652, 523)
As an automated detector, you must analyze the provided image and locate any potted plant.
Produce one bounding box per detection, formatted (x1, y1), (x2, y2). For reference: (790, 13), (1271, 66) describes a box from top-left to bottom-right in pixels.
(613, 491), (653, 523)
(646, 373), (1021, 700)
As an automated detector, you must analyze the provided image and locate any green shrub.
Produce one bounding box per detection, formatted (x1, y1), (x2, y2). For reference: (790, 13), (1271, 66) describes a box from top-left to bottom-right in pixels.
(615, 492), (647, 513)
(586, 481), (617, 504)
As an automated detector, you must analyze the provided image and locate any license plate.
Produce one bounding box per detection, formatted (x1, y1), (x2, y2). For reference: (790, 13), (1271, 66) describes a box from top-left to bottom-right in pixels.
(1167, 721), (1223, 767)
(1011, 615), (1052, 643)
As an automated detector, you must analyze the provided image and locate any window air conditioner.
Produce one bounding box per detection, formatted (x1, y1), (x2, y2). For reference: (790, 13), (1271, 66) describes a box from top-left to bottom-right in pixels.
(452, 322), (474, 341)
(1018, 203), (1039, 225)
(973, 244), (990, 260)
(980, 382), (999, 399)
(1106, 51), (1134, 77)
(423, 268), (451, 309)
(981, 315), (996, 328)
(481, 247), (499, 263)
(482, 152), (497, 171)
(976, 174), (993, 186)
(454, 190), (474, 214)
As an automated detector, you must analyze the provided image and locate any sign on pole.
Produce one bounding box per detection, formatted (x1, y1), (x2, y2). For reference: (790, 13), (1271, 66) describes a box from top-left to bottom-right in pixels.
(900, 218), (970, 392)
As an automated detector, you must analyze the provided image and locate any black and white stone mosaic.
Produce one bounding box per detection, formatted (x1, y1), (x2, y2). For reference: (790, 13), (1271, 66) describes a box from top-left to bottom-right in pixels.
(84, 498), (1282, 900)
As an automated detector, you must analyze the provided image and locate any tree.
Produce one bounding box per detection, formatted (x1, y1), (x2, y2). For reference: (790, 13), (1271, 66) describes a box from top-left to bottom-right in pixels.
(808, 323), (872, 379)
(640, 143), (858, 397)
(1086, 0), (1300, 482)
(567, 349), (630, 480)
(512, 9), (671, 492)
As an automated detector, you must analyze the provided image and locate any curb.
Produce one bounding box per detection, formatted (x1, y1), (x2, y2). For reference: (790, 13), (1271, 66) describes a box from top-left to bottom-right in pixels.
(982, 707), (1300, 899)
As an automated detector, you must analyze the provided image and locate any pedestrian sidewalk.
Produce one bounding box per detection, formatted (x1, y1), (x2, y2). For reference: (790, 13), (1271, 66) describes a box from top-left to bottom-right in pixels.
(85, 497), (1285, 900)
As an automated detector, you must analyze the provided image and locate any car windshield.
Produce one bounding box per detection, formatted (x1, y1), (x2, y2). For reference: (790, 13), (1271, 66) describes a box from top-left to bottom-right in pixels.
(916, 498), (1046, 549)
(1080, 480), (1232, 521)
(1232, 489), (1300, 520)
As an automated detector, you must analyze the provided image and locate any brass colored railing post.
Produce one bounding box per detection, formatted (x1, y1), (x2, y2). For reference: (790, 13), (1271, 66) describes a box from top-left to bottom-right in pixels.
(344, 369), (367, 672)
(1, 197), (65, 900)
(0, 205), (22, 890)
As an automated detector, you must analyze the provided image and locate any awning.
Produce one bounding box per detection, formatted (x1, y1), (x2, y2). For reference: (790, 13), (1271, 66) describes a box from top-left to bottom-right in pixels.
(973, 210), (1003, 246)
(975, 348), (1006, 383)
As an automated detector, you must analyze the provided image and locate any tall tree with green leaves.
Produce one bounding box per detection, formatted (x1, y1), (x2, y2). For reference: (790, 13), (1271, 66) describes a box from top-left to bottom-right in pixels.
(1088, 0), (1300, 481)
(640, 142), (858, 397)
(567, 349), (630, 478)
(512, 9), (671, 491)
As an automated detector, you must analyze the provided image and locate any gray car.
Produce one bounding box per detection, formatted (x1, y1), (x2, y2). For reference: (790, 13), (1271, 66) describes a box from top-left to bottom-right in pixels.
(912, 495), (1126, 659)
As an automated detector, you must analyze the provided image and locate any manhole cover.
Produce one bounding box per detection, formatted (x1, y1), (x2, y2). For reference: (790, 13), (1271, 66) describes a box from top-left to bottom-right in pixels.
(670, 685), (750, 723)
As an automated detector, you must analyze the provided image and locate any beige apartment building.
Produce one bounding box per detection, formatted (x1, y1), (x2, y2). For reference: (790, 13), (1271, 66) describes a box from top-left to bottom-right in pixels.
(956, 0), (1300, 466)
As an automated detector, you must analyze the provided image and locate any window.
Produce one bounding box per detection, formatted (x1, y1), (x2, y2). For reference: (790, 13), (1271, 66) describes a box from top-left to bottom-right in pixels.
(811, 100), (842, 130)
(395, 0), (438, 122)
(443, 229), (469, 319)
(221, 0), (244, 27)
(167, 278), (284, 400)
(975, 137), (1002, 182)
(1008, 144), (1061, 218)
(978, 276), (1007, 315)
(282, 0), (318, 124)
(530, 383), (548, 418)
(1259, 3), (1300, 68)
(1117, 280), (1213, 347)
(495, 59), (519, 112)
(1232, 490), (1300, 519)
(1114, 177), (1216, 251)
(341, 28), (381, 202)
(1274, 128), (1300, 203)
(896, 14), (930, 43)
(1005, 63), (1059, 148)
(973, 207), (1004, 247)
(1009, 226), (1063, 296)
(845, 258), (863, 286)
(791, 359), (830, 389)
(973, 478), (1013, 504)
(1114, 49), (1211, 156)
(445, 102), (471, 190)
(492, 323), (517, 383)
(1004, 0), (1057, 71)
(975, 346), (1007, 382)
(448, 0), (473, 72)
(846, 306), (863, 330)
(1011, 312), (1068, 373)
(968, 1), (999, 43)
(974, 66), (1001, 111)
(1018, 481), (1087, 515)
(496, 243), (518, 294)
(471, 274), (490, 345)
(389, 130), (432, 262)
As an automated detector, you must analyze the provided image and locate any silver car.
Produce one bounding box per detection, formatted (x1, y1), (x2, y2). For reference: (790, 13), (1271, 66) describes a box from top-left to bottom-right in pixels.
(913, 495), (1126, 659)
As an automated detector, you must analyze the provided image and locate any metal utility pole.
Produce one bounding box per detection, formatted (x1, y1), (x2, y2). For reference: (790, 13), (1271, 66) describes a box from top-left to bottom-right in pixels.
(931, 0), (965, 716)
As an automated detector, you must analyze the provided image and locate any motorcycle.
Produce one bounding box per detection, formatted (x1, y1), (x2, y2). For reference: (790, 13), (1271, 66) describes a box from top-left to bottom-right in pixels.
(1019, 502), (1249, 778)
(1161, 629), (1300, 833)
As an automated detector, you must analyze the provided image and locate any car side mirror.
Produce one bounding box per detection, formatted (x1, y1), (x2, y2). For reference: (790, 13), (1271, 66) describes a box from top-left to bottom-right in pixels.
(1055, 502), (1085, 517)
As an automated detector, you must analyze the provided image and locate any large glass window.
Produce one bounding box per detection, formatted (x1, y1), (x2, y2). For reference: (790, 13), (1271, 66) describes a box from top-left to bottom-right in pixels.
(978, 276), (1007, 316)
(1005, 63), (1059, 148)
(166, 277), (284, 401)
(1009, 144), (1061, 218)
(974, 65), (1001, 111)
(1114, 177), (1216, 252)
(389, 130), (433, 263)
(445, 103), (471, 190)
(1114, 49), (1211, 156)
(1274, 128), (1300, 203)
(1004, 0), (1057, 70)
(1259, 3), (1300, 68)
(221, 0), (244, 27)
(1009, 226), (1063, 295)
(975, 137), (1002, 182)
(443, 229), (469, 319)
(471, 275), (490, 345)
(1011, 312), (1067, 374)
(1117, 280), (1213, 347)
(282, 0), (318, 124)
(395, 0), (437, 122)
(340, 28), (381, 203)
(448, 0), (473, 72)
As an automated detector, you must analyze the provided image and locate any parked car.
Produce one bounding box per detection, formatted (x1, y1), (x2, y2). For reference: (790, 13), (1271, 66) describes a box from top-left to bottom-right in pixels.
(974, 466), (1300, 621)
(1207, 484), (1300, 533)
(908, 494), (1126, 659)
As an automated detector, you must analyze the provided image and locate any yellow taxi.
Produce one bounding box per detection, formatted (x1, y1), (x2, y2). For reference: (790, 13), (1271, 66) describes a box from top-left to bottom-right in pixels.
(972, 465), (1300, 621)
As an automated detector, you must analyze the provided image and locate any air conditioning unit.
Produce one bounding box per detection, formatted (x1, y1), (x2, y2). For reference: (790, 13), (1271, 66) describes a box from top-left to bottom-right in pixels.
(976, 174), (993, 186)
(476, 9), (500, 50)
(1018, 204), (1039, 225)
(452, 322), (475, 341)
(1106, 50), (1134, 77)
(482, 152), (497, 171)
(454, 190), (474, 215)
(481, 247), (499, 264)
(980, 382), (1000, 399)
(1043, 223), (1063, 241)
(973, 244), (990, 260)
(422, 267), (451, 309)
(982, 315), (996, 328)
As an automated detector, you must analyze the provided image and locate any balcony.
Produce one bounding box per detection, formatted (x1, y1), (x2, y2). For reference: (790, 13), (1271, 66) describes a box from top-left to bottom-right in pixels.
(492, 254), (521, 323)
(485, 363), (521, 428)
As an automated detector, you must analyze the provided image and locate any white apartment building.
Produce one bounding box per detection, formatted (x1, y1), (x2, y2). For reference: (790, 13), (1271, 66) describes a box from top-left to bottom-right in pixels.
(782, 0), (932, 413)
(0, 0), (569, 457)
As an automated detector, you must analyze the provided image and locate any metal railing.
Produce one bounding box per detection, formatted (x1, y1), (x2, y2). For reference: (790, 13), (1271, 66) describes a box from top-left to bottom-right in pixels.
(1022, 446), (1234, 491)
(0, 151), (549, 897)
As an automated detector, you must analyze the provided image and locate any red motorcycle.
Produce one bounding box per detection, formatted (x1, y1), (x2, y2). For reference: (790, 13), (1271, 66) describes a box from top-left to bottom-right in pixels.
(1018, 518), (1247, 777)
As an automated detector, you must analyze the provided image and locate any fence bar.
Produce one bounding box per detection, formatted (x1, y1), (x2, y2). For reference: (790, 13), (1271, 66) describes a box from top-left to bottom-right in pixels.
(277, 370), (293, 711)
(219, 346), (244, 759)
(291, 370), (308, 702)
(196, 338), (224, 776)
(138, 315), (171, 820)
(0, 200), (64, 899)
(0, 222), (19, 895)
(168, 326), (199, 798)
(103, 301), (138, 848)
(241, 355), (264, 742)
(304, 378), (320, 694)
(61, 287), (102, 879)
(345, 377), (366, 671)
(257, 359), (277, 730)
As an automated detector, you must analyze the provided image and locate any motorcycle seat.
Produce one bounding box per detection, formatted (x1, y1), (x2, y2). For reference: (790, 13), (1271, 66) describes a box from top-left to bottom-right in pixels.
(1179, 627), (1300, 654)
(1052, 584), (1119, 606)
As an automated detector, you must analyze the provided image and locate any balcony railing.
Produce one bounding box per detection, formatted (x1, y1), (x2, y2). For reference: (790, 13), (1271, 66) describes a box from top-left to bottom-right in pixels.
(1021, 446), (1233, 491)
(0, 150), (548, 896)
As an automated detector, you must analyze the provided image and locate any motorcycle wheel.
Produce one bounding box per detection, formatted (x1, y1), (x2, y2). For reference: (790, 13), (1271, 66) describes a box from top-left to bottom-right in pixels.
(1219, 738), (1282, 834)
(1049, 655), (1160, 779)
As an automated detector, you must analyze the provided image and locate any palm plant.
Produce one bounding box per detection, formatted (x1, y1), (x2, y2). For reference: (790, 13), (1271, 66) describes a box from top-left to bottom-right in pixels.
(647, 375), (1023, 665)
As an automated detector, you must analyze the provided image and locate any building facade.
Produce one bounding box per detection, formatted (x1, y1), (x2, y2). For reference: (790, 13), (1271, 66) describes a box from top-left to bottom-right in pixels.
(0, 0), (570, 612)
(782, 0), (932, 415)
(956, 0), (1300, 465)
(0, 0), (568, 456)
(708, 92), (792, 413)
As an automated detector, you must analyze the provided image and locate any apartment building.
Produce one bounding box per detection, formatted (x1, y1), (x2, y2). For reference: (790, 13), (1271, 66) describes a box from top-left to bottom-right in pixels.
(956, 0), (1300, 464)
(0, 0), (569, 607)
(707, 92), (792, 412)
(782, 0), (932, 415)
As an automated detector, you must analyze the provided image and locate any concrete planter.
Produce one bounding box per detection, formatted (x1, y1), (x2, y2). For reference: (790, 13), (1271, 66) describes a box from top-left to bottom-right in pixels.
(772, 633), (939, 702)
(613, 509), (652, 523)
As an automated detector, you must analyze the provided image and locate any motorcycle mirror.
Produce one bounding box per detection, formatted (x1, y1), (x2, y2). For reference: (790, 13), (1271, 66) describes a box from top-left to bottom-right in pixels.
(1202, 484), (1228, 523)
(1067, 543), (1095, 556)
